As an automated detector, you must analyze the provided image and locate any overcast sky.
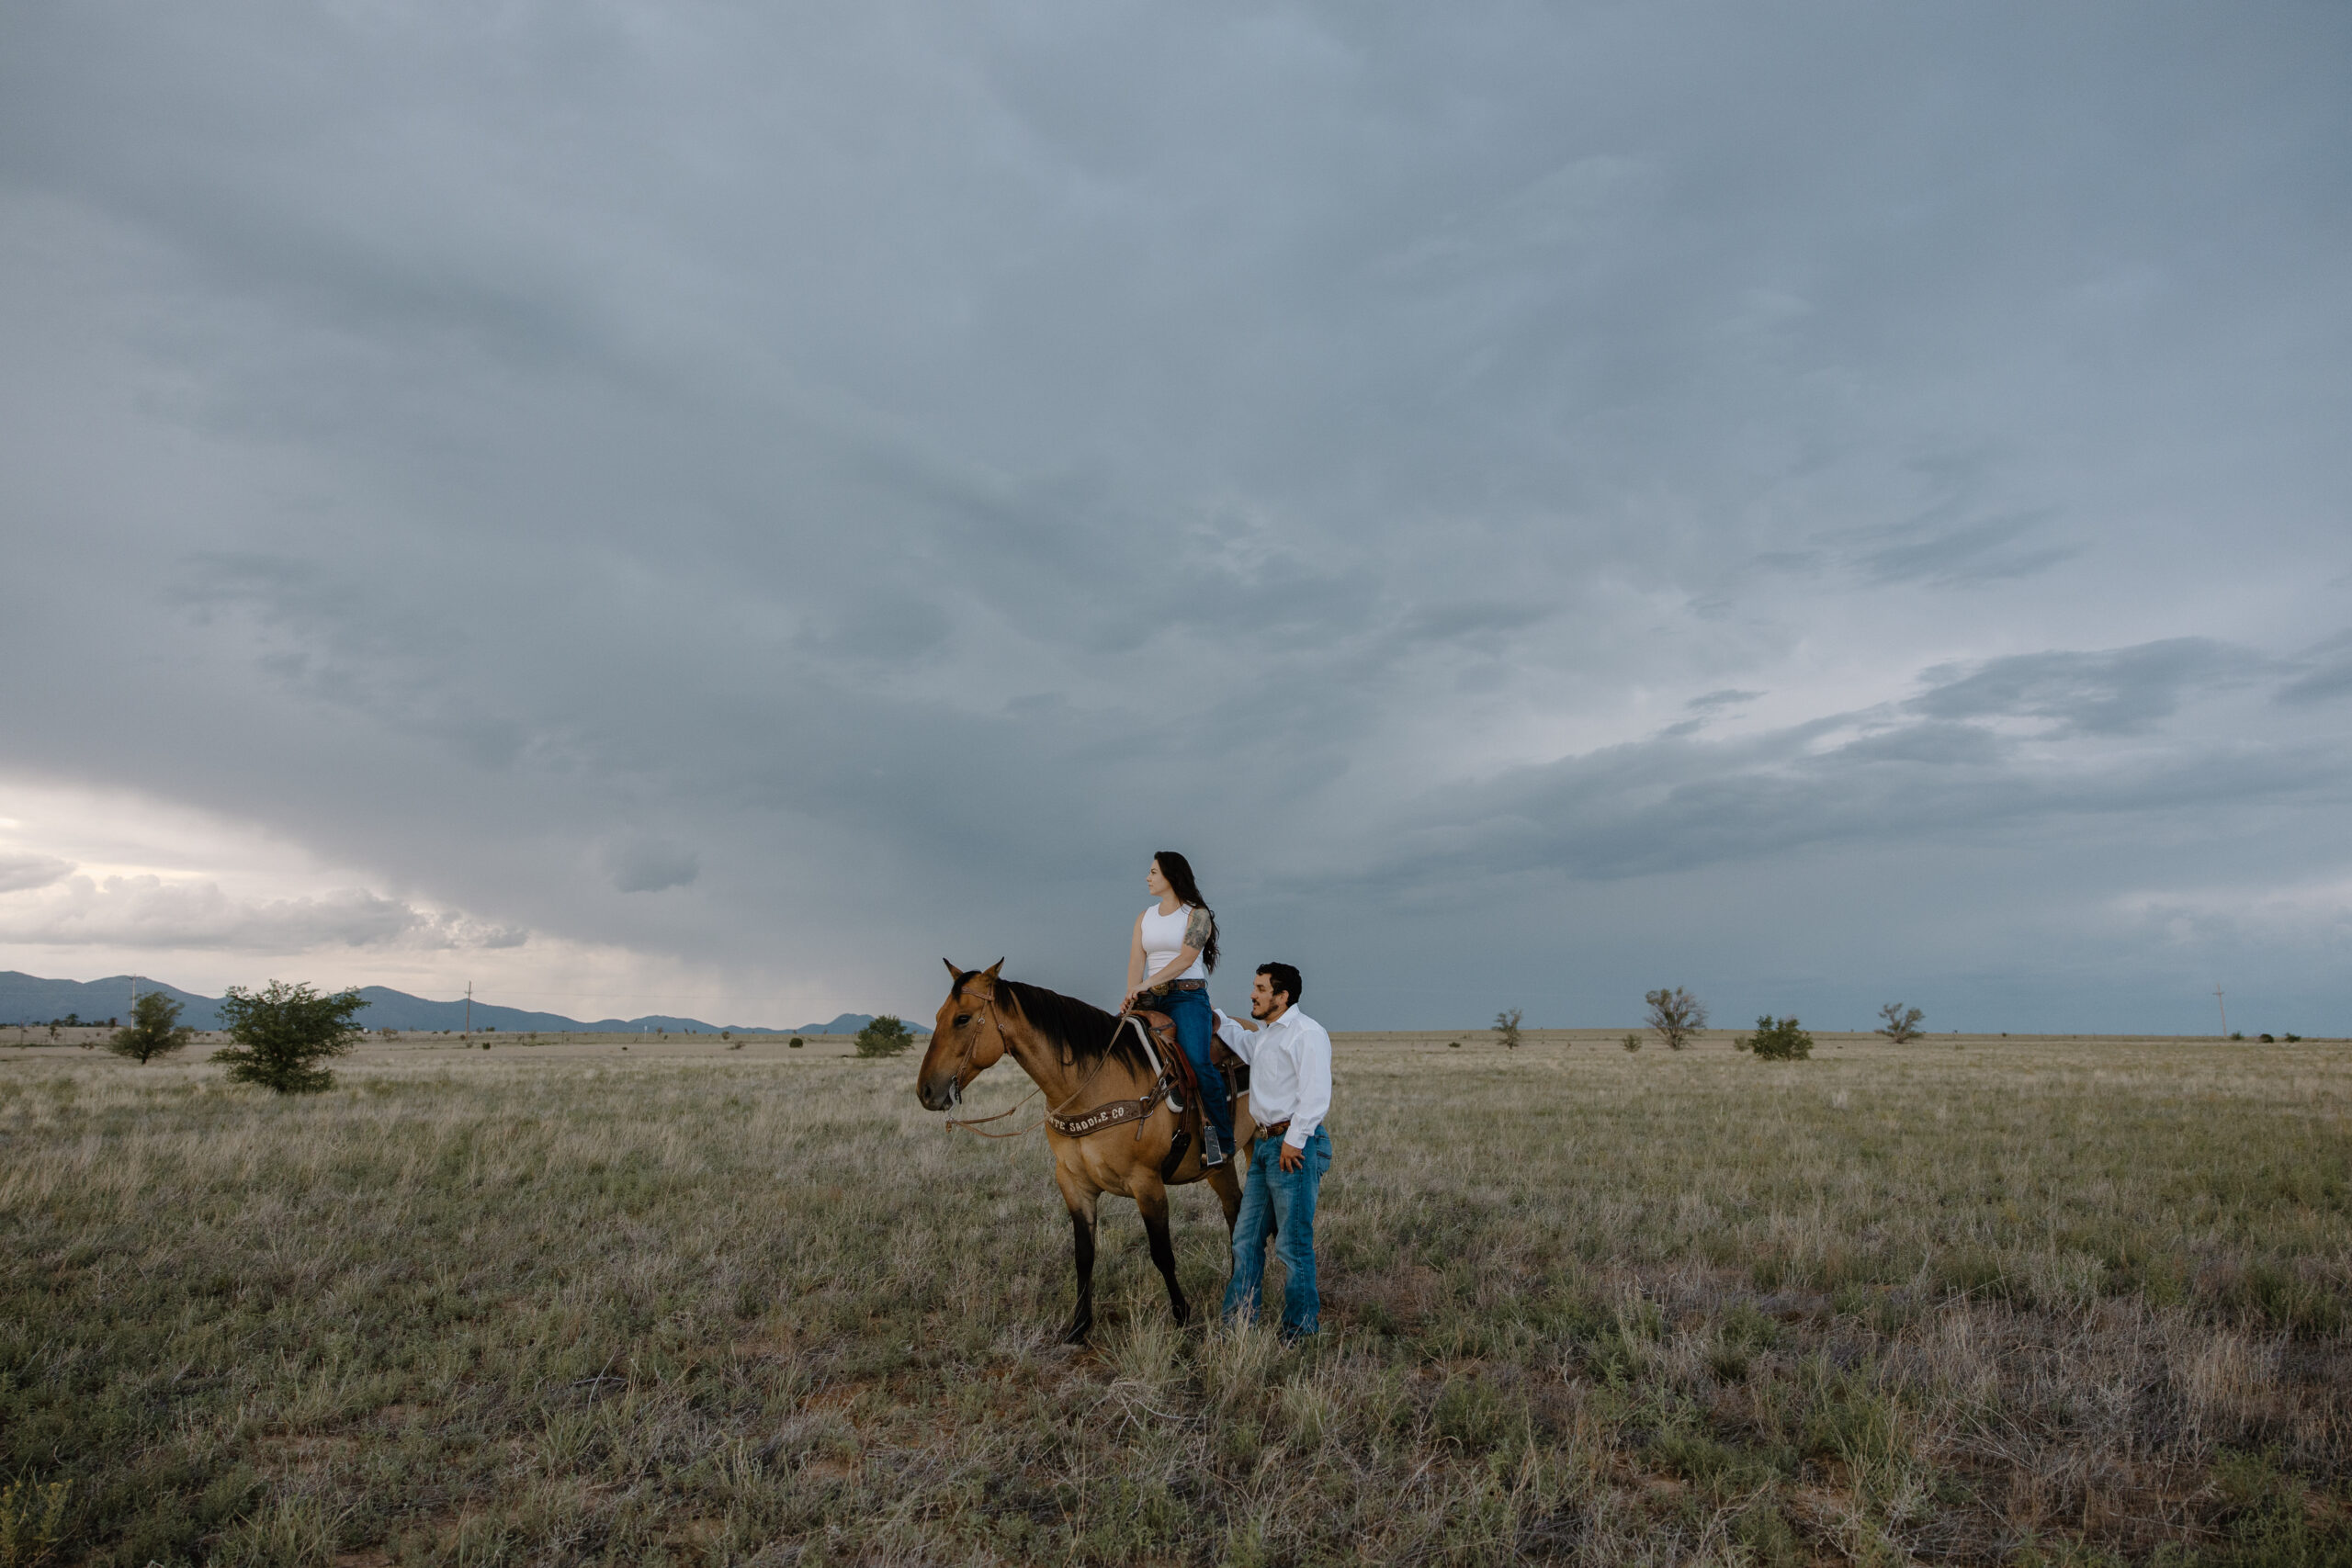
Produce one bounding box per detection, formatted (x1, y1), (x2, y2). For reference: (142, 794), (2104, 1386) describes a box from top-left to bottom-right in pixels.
(4, 1), (2348, 1033)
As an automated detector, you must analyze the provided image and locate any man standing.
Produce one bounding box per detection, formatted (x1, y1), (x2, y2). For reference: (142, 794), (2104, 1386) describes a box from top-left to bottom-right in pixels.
(1212, 962), (1332, 1341)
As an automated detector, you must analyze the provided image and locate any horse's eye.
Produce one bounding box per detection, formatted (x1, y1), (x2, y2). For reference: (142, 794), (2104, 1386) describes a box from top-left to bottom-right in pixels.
(954, 1014), (972, 1028)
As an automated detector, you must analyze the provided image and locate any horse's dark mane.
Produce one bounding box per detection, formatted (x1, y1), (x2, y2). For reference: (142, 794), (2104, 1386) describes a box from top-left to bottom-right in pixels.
(986, 976), (1154, 1073)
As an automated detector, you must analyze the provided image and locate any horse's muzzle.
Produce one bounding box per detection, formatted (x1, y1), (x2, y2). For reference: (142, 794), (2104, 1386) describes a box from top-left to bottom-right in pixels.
(915, 1071), (961, 1112)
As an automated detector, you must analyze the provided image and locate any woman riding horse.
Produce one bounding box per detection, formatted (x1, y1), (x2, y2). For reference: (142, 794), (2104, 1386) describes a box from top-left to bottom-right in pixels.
(1123, 851), (1235, 1168)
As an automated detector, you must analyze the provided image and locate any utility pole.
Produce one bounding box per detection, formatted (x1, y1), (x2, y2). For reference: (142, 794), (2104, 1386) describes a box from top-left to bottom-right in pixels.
(2214, 983), (2227, 1038)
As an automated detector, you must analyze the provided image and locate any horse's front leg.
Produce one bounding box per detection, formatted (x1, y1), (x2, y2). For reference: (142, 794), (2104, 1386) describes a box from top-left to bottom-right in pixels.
(1134, 1177), (1189, 1326)
(1054, 1166), (1101, 1344)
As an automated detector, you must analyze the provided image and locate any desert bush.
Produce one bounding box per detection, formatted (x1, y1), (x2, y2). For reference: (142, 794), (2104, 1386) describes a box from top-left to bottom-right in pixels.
(854, 1015), (916, 1057)
(1645, 987), (1707, 1050)
(107, 992), (195, 1065)
(1621, 1032), (1642, 1053)
(788, 1036), (805, 1049)
(1741, 1015), (1814, 1061)
(1492, 1009), (1523, 1050)
(209, 980), (368, 1093)
(1875, 1002), (1925, 1043)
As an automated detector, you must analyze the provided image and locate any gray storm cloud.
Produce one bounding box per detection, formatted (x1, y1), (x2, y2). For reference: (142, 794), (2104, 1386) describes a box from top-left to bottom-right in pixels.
(0, 876), (526, 953)
(602, 838), (701, 896)
(1, 1), (2347, 1031)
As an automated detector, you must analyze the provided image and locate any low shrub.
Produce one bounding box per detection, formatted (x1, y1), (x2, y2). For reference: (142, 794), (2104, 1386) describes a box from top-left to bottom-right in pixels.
(1740, 1016), (1814, 1061)
(211, 981), (368, 1093)
(854, 1016), (917, 1057)
(1621, 1032), (1642, 1052)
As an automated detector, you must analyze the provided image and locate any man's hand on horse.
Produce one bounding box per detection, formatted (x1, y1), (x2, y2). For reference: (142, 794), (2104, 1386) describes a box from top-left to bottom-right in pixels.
(1278, 1142), (1304, 1172)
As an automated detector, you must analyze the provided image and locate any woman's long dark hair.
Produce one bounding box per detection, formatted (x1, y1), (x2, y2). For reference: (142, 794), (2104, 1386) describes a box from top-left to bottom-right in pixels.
(1151, 849), (1219, 973)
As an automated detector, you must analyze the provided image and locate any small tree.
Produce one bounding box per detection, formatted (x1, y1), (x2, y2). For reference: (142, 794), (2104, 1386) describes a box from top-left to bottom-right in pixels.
(1621, 1032), (1642, 1053)
(1645, 987), (1708, 1050)
(1876, 1002), (1925, 1043)
(1740, 1015), (1814, 1061)
(107, 991), (195, 1064)
(1492, 1008), (1523, 1050)
(854, 1015), (916, 1058)
(788, 1035), (805, 1049)
(211, 981), (368, 1093)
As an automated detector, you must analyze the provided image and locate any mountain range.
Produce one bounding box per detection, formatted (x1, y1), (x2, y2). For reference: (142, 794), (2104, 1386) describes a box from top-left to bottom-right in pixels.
(0, 971), (922, 1037)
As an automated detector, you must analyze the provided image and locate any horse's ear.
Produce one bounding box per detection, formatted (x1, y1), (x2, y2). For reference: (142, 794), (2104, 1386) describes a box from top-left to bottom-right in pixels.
(984, 958), (1004, 978)
(942, 957), (961, 982)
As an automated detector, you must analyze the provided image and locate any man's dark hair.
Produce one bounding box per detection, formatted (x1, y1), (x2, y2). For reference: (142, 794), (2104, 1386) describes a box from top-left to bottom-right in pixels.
(1257, 962), (1304, 1007)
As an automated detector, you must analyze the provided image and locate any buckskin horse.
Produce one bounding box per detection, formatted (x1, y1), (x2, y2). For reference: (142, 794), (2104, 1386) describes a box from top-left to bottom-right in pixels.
(916, 960), (1245, 1343)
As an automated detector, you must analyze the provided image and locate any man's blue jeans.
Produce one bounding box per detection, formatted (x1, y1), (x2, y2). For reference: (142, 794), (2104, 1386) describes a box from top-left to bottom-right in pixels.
(1148, 986), (1233, 1162)
(1222, 1125), (1332, 1337)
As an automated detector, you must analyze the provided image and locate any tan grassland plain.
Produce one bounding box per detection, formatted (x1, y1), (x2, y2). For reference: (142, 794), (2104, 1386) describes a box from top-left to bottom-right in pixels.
(3, 1031), (2347, 1566)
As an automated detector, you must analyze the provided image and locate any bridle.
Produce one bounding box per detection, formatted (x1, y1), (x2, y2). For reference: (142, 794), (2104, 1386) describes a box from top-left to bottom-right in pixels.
(938, 988), (1124, 1141)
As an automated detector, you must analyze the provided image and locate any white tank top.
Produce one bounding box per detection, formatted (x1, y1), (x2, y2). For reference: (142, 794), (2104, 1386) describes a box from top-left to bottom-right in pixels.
(1139, 902), (1209, 982)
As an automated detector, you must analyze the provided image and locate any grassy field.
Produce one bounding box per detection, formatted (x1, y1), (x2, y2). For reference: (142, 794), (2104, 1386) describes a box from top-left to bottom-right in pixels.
(3, 1030), (2347, 1566)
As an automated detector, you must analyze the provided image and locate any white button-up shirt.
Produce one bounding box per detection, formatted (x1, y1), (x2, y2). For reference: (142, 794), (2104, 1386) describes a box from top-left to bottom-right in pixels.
(1213, 1005), (1332, 1151)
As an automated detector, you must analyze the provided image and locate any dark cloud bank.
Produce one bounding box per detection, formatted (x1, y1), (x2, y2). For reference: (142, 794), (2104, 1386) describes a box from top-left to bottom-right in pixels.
(3, 1), (2348, 1032)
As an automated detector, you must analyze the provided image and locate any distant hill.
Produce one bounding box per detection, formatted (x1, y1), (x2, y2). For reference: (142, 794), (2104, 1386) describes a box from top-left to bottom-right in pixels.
(0, 972), (925, 1037)
(793, 1013), (899, 1035)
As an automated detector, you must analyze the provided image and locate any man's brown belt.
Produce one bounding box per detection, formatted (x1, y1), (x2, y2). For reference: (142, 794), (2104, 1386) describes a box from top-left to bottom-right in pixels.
(1256, 1120), (1291, 1143)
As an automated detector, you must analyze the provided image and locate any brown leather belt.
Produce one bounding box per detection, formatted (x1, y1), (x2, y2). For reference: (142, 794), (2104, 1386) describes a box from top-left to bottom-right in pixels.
(1256, 1120), (1291, 1143)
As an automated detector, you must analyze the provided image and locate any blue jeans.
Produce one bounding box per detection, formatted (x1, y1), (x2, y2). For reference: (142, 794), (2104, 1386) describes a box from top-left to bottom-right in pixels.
(1148, 986), (1232, 1160)
(1222, 1125), (1331, 1337)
